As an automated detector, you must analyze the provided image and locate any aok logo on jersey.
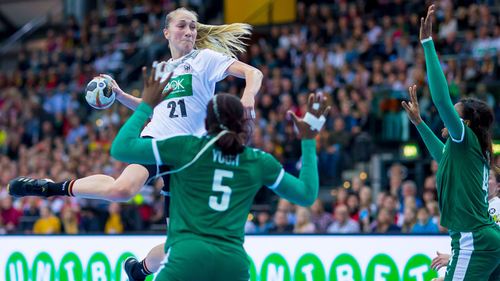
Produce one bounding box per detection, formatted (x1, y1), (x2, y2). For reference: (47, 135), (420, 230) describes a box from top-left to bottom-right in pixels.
(163, 74), (193, 100)
(6, 252), (438, 281)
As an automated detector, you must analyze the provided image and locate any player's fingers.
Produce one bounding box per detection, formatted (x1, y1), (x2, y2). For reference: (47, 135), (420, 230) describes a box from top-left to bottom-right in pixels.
(142, 67), (149, 87)
(401, 101), (410, 111)
(322, 106), (331, 117)
(317, 97), (327, 117)
(426, 6), (434, 24)
(151, 63), (158, 83)
(307, 93), (315, 112)
(161, 87), (173, 100)
(160, 71), (173, 89)
(412, 85), (418, 104)
(409, 86), (417, 104)
(315, 91), (322, 104)
(288, 110), (300, 124)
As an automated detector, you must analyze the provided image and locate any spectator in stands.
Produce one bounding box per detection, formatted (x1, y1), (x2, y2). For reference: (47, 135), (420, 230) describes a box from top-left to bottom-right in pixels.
(333, 186), (348, 211)
(327, 204), (360, 234)
(33, 205), (61, 234)
(19, 196), (40, 232)
(401, 206), (417, 233)
(310, 198), (332, 233)
(400, 180), (423, 212)
(382, 194), (399, 221)
(439, 8), (458, 39)
(412, 207), (439, 234)
(105, 202), (123, 234)
(350, 176), (364, 195)
(277, 198), (296, 225)
(255, 210), (273, 234)
(346, 194), (360, 221)
(293, 207), (316, 234)
(359, 186), (377, 215)
(321, 118), (350, 180)
(61, 207), (79, 235)
(1, 196), (22, 232)
(426, 200), (441, 225)
(372, 208), (401, 234)
(269, 210), (293, 234)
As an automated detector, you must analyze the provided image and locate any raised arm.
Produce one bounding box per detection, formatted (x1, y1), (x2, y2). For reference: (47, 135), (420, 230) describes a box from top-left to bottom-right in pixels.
(421, 5), (463, 141)
(402, 85), (444, 163)
(226, 61), (263, 118)
(111, 103), (156, 163)
(271, 93), (330, 207)
(111, 65), (173, 163)
(273, 139), (318, 206)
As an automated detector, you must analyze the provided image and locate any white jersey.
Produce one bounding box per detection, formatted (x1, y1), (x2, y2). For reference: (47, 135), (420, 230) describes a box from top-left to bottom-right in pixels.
(489, 197), (500, 226)
(140, 49), (236, 139)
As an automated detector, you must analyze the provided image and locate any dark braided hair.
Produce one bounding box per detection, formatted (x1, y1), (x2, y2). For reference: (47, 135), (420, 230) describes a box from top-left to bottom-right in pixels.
(206, 94), (251, 156)
(459, 98), (494, 165)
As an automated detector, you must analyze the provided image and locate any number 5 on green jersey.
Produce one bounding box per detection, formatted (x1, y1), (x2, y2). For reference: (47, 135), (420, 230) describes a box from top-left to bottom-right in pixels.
(209, 169), (233, 211)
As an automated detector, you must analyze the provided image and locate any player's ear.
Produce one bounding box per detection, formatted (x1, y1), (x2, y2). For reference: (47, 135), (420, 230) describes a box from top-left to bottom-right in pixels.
(464, 119), (471, 127)
(164, 29), (169, 40)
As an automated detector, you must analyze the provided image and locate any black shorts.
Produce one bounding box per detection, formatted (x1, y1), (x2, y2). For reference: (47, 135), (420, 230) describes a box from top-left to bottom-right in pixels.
(140, 136), (171, 217)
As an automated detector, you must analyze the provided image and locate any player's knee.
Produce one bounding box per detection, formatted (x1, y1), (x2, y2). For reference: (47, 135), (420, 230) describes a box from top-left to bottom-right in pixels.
(109, 182), (137, 202)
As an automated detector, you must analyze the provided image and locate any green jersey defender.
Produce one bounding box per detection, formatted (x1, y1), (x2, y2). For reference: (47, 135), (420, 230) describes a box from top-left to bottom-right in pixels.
(111, 92), (327, 281)
(408, 7), (500, 280)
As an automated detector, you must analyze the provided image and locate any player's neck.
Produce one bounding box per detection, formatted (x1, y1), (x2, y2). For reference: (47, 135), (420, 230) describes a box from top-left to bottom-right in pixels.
(488, 192), (499, 201)
(170, 48), (193, 61)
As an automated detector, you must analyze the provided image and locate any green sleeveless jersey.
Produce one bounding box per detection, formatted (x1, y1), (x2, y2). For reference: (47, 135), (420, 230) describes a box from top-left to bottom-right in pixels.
(437, 121), (495, 232)
(154, 135), (284, 250)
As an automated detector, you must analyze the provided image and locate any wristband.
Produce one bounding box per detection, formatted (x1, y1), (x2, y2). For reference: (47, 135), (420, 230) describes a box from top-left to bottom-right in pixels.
(420, 37), (433, 44)
(303, 112), (326, 131)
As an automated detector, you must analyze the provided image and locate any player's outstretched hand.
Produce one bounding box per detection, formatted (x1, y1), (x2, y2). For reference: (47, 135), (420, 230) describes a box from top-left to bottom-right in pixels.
(430, 251), (450, 271)
(420, 5), (434, 41)
(141, 62), (173, 109)
(288, 92), (330, 140)
(402, 85), (423, 126)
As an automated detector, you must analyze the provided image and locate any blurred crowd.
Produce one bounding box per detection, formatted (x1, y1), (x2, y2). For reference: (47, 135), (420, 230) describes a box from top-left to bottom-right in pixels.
(1, 0), (500, 234)
(246, 161), (445, 234)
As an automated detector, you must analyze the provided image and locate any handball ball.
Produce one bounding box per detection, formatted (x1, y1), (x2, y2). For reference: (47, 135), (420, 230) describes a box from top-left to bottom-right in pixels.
(85, 76), (115, 109)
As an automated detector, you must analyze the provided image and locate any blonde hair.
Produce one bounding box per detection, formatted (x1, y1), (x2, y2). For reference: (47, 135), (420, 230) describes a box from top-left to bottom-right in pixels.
(164, 7), (252, 58)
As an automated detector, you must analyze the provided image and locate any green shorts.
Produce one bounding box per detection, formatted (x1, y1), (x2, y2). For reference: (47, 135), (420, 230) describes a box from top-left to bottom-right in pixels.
(445, 225), (500, 281)
(155, 239), (249, 281)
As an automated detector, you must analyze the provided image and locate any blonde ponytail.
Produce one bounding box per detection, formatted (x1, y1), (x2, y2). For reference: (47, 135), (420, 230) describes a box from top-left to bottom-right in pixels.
(165, 8), (252, 58)
(195, 23), (252, 57)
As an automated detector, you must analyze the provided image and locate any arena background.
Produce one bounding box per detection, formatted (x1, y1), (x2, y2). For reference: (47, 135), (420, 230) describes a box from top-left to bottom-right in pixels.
(1, 0), (500, 280)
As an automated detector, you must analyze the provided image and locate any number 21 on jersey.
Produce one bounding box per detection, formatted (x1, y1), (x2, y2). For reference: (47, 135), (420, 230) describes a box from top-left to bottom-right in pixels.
(209, 169), (233, 211)
(167, 99), (187, 118)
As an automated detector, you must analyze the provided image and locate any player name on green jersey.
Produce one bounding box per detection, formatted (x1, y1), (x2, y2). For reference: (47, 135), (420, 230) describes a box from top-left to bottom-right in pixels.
(213, 149), (240, 166)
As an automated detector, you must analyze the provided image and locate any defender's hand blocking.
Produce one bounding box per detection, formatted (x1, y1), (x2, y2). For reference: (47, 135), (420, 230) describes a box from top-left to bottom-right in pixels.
(420, 5), (434, 41)
(402, 85), (423, 126)
(289, 92), (330, 140)
(141, 62), (173, 109)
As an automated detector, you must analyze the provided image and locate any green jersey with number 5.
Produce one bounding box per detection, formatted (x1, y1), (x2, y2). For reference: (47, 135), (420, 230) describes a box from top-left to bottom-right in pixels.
(153, 135), (284, 250)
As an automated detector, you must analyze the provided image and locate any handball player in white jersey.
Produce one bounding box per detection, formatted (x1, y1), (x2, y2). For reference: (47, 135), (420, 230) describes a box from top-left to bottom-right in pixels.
(8, 7), (262, 281)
